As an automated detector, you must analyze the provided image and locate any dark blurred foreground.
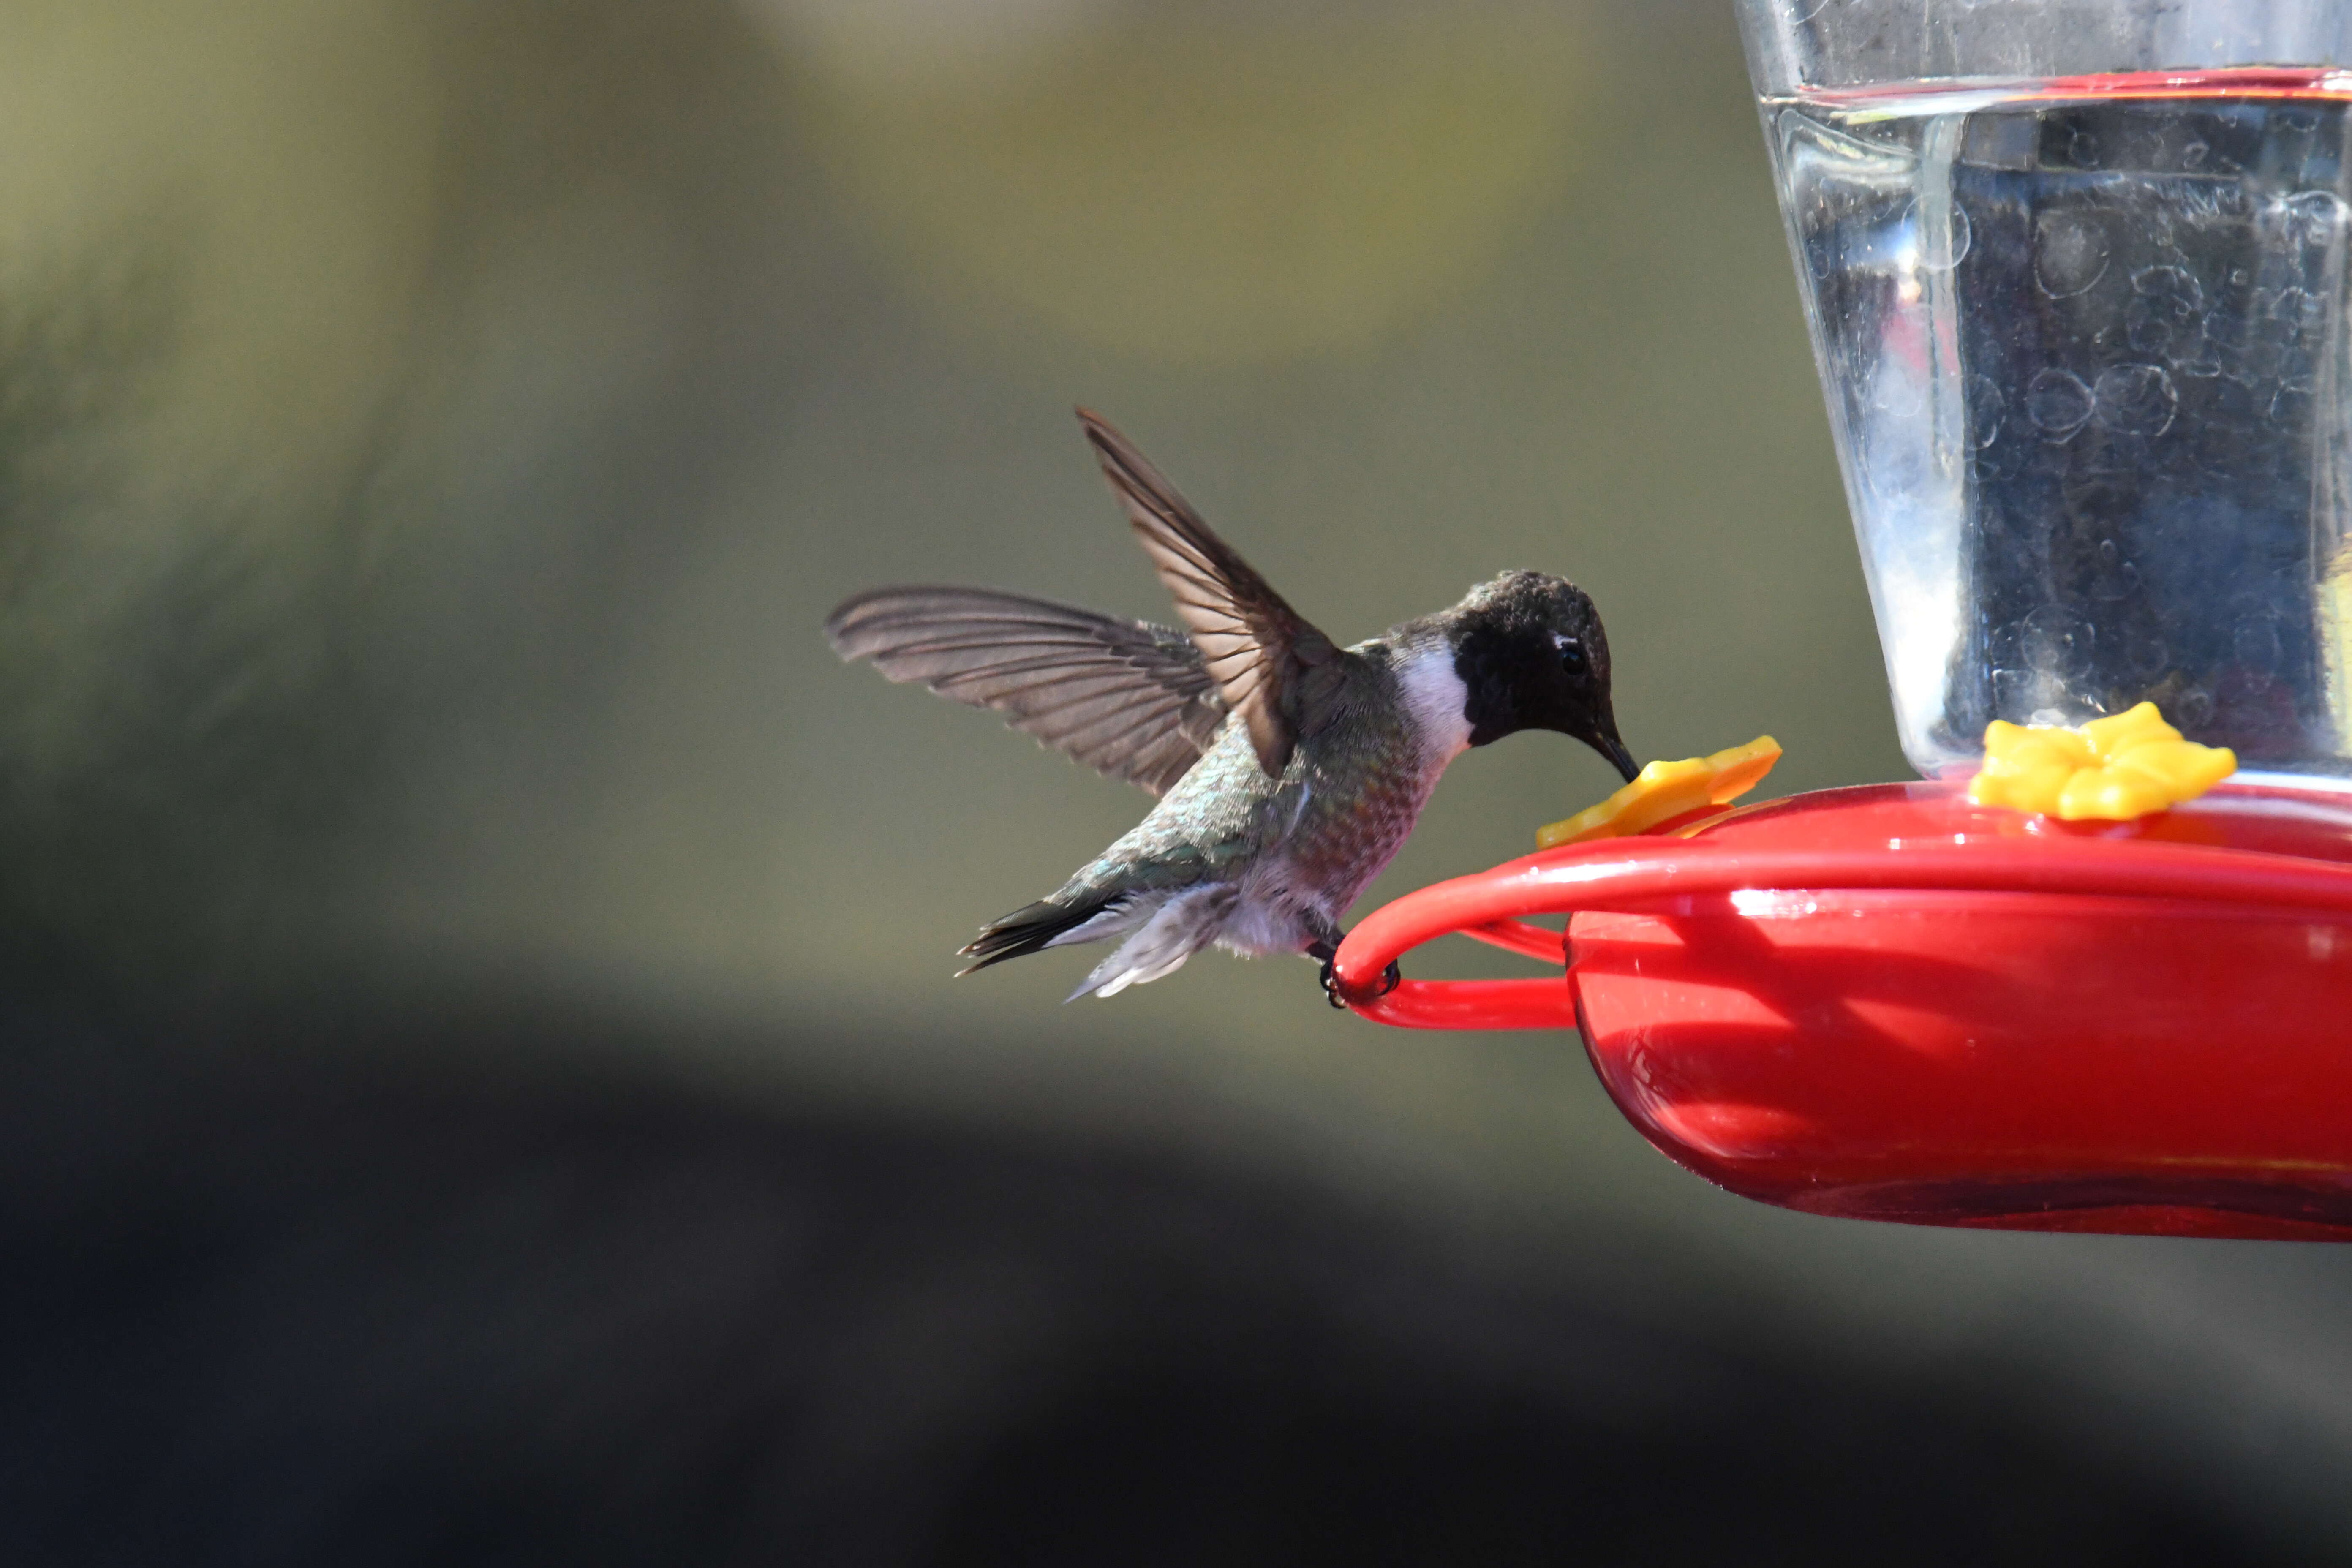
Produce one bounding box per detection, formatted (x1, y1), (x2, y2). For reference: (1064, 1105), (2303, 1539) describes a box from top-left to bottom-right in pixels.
(1, 980), (2332, 1566)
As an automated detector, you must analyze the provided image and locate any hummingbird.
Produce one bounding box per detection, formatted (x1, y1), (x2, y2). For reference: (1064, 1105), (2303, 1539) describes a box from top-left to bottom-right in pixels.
(824, 410), (1639, 1003)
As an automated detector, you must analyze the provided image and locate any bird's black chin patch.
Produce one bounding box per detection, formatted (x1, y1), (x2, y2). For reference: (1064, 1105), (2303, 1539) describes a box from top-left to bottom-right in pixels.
(1454, 627), (1522, 746)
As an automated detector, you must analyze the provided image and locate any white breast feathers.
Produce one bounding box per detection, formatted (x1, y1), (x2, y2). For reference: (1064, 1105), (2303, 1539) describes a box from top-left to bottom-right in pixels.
(1393, 642), (1474, 770)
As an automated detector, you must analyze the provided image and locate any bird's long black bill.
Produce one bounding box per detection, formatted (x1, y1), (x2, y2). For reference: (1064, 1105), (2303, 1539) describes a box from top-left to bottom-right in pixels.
(1596, 733), (1640, 784)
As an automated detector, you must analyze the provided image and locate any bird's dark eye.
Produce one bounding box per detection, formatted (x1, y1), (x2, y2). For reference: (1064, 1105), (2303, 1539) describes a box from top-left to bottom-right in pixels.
(1556, 638), (1587, 675)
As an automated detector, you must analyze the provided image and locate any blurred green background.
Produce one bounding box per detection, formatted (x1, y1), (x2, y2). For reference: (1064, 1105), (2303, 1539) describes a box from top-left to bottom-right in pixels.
(9, 0), (2352, 1553)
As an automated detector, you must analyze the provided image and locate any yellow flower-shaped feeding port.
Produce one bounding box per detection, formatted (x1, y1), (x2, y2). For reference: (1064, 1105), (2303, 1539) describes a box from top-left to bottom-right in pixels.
(1968, 702), (2236, 821)
(1537, 736), (1782, 850)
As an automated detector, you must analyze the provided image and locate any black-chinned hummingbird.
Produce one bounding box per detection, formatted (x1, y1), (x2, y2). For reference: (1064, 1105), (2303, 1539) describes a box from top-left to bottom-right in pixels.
(825, 411), (1639, 1002)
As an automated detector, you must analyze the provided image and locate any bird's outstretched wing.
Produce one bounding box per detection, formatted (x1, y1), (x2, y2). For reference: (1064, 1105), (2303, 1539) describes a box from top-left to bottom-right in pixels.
(824, 586), (1226, 795)
(1078, 408), (1341, 780)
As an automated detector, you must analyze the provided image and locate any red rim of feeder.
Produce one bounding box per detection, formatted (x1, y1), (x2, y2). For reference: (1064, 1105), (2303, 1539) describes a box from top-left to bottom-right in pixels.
(1328, 781), (2352, 1022)
(1329, 781), (2352, 1240)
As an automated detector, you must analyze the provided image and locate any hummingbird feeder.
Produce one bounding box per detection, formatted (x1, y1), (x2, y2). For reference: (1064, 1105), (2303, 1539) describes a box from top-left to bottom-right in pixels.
(1331, 1), (2352, 1240)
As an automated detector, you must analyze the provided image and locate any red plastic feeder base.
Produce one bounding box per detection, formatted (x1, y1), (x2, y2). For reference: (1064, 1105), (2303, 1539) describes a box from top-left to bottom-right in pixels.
(1330, 781), (2352, 1240)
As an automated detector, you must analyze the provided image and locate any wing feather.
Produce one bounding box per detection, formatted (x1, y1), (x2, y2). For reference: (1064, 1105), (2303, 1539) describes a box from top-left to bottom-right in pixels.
(1075, 408), (1339, 779)
(825, 586), (1225, 795)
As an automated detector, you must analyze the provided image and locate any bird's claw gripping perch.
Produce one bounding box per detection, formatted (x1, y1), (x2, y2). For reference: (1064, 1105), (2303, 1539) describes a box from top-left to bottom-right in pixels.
(1313, 942), (1399, 1010)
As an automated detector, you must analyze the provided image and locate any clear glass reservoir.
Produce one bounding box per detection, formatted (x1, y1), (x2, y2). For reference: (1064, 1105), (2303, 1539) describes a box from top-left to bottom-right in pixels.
(1740, 3), (2352, 785)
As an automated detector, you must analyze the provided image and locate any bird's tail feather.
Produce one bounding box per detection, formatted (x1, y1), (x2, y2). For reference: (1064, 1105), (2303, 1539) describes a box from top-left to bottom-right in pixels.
(956, 894), (1128, 976)
(1068, 885), (1238, 1001)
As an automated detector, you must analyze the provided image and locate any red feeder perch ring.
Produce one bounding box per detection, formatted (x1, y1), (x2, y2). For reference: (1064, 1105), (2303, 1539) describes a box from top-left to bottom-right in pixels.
(1331, 781), (2352, 1240)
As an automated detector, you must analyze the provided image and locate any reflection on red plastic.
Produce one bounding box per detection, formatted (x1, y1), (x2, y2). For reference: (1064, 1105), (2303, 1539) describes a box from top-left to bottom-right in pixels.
(1807, 65), (2352, 107)
(1330, 782), (2352, 1240)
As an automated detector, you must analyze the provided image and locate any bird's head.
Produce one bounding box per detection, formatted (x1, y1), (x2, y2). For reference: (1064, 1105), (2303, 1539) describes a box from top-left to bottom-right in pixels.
(1444, 570), (1637, 782)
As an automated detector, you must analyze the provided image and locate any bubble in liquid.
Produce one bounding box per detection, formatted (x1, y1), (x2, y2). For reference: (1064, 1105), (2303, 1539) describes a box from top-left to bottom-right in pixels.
(1969, 437), (2028, 484)
(2020, 604), (2095, 680)
(2130, 268), (2205, 362)
(2177, 686), (2214, 728)
(2092, 363), (2178, 436)
(2235, 617), (2284, 675)
(2183, 139), (2209, 169)
(2123, 303), (2167, 354)
(1965, 373), (2004, 449)
(2025, 368), (2093, 437)
(1903, 198), (1972, 270)
(2200, 297), (2279, 381)
(2033, 209), (2109, 297)
(2175, 340), (2224, 378)
(2130, 264), (2202, 318)
(2126, 629), (2170, 679)
(2090, 560), (2142, 602)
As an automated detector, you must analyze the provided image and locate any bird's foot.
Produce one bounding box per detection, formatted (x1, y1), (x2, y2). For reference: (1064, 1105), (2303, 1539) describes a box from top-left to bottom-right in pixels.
(1309, 941), (1343, 1009)
(1309, 941), (1400, 1009)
